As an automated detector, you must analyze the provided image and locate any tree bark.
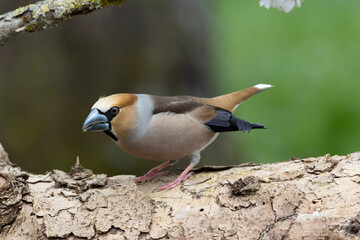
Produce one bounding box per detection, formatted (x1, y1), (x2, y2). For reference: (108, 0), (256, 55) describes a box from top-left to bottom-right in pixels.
(0, 0), (125, 45)
(0, 143), (360, 239)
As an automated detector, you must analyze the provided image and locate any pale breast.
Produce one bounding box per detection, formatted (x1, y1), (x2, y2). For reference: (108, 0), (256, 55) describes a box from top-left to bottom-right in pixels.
(117, 112), (216, 161)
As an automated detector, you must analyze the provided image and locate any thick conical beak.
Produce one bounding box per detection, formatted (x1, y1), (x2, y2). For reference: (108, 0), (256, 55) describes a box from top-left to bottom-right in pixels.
(82, 108), (110, 132)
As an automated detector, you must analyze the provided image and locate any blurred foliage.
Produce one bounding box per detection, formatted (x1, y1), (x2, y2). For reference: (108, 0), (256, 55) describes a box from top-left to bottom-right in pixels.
(211, 0), (360, 163)
(0, 0), (359, 176)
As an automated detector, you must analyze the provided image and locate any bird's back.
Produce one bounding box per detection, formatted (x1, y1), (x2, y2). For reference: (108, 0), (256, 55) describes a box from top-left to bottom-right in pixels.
(177, 84), (272, 113)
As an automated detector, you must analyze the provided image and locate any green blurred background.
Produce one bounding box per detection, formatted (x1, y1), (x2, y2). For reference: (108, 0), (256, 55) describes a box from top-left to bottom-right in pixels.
(0, 0), (359, 176)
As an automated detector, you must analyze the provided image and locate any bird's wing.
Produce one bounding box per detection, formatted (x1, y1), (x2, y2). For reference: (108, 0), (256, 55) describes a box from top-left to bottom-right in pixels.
(151, 95), (218, 123)
(185, 104), (218, 123)
(152, 96), (204, 115)
(204, 109), (265, 133)
(151, 95), (264, 132)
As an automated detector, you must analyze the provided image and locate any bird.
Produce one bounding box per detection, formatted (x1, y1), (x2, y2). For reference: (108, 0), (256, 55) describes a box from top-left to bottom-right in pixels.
(82, 84), (273, 191)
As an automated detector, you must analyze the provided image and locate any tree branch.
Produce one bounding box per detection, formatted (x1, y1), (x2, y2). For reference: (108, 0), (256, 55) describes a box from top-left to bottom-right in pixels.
(0, 0), (305, 46)
(0, 142), (359, 239)
(0, 0), (125, 45)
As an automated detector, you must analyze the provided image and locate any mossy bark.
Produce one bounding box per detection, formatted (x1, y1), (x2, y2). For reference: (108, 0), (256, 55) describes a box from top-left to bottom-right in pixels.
(0, 0), (125, 45)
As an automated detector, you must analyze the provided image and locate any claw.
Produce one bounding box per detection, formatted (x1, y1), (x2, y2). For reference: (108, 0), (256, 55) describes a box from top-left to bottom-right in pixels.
(157, 172), (193, 191)
(135, 171), (169, 183)
(134, 161), (171, 184)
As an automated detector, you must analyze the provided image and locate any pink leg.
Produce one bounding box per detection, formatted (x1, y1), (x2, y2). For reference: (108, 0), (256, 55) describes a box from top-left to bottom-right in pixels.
(157, 162), (196, 191)
(134, 161), (171, 183)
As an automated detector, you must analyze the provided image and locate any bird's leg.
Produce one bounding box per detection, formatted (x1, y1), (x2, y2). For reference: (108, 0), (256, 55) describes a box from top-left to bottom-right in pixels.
(157, 153), (200, 191)
(134, 159), (178, 183)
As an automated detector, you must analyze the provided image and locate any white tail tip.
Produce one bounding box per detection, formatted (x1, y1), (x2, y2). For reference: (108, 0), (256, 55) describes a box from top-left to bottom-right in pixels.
(254, 84), (274, 91)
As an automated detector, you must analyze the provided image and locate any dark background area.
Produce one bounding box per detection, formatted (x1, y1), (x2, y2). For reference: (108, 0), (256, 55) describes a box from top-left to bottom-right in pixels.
(0, 0), (359, 176)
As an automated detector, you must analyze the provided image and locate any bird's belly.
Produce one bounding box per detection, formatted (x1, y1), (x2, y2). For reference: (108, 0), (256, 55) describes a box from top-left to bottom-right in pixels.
(117, 114), (216, 161)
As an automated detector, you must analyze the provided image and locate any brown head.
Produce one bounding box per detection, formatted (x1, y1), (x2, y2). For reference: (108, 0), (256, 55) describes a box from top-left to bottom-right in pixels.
(82, 94), (138, 141)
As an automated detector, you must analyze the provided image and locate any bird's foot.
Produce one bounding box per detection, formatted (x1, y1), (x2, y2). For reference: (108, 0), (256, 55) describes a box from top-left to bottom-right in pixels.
(157, 172), (193, 191)
(134, 170), (169, 184)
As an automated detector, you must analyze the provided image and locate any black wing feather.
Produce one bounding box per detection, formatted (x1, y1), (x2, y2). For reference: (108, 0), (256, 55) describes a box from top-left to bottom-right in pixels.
(205, 110), (265, 133)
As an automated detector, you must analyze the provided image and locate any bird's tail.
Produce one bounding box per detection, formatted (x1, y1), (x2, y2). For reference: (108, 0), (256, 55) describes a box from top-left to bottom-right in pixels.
(206, 84), (273, 113)
(235, 118), (266, 133)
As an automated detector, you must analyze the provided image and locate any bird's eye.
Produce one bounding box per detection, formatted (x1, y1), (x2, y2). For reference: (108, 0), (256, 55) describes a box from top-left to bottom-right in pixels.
(110, 106), (120, 116)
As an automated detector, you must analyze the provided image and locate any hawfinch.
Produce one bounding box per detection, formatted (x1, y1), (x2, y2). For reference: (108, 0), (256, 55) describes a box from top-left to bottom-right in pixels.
(82, 84), (273, 191)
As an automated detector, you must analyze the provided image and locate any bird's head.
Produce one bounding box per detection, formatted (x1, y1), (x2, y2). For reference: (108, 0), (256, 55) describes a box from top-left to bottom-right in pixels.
(82, 94), (138, 141)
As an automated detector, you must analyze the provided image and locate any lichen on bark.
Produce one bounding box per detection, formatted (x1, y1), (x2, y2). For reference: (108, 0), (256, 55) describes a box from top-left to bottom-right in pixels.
(0, 0), (125, 45)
